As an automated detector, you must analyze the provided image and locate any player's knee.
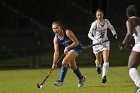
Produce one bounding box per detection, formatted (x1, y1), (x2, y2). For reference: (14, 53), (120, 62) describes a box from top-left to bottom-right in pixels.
(61, 62), (67, 67)
(103, 56), (109, 62)
(103, 62), (109, 68)
(62, 57), (68, 63)
(128, 63), (137, 69)
(61, 60), (68, 66)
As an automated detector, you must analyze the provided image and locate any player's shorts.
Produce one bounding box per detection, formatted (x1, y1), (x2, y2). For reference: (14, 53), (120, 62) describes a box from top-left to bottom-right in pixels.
(132, 43), (140, 52)
(68, 44), (82, 55)
(92, 41), (110, 54)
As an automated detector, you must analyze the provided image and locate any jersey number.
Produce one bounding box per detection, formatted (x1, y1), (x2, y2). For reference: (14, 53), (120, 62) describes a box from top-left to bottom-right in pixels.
(100, 31), (105, 38)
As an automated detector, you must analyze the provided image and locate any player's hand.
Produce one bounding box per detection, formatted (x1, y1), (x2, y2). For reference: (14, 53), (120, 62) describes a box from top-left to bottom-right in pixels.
(97, 40), (103, 45)
(113, 34), (117, 40)
(119, 44), (125, 51)
(52, 63), (57, 70)
(64, 47), (69, 54)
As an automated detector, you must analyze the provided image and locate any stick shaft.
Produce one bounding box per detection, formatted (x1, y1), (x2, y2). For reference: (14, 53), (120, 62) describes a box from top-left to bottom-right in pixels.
(40, 53), (65, 85)
(83, 40), (110, 49)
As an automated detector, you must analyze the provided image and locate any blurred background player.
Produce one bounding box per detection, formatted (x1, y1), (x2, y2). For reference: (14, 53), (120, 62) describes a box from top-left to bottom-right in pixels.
(51, 21), (86, 87)
(88, 9), (117, 83)
(120, 5), (140, 93)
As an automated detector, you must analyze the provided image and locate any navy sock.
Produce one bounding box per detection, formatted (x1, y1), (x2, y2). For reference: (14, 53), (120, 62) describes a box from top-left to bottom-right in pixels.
(60, 66), (68, 82)
(73, 68), (83, 80)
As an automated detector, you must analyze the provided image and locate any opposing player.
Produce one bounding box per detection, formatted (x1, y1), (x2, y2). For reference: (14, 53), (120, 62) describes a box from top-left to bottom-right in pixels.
(51, 21), (86, 87)
(88, 9), (117, 83)
(120, 5), (140, 93)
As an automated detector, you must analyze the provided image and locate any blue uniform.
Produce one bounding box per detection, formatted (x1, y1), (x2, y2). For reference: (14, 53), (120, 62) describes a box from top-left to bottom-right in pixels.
(55, 31), (84, 83)
(56, 31), (82, 55)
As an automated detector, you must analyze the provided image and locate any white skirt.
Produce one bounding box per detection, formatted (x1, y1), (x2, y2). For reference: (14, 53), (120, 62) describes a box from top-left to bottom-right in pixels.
(92, 41), (110, 54)
(132, 43), (140, 52)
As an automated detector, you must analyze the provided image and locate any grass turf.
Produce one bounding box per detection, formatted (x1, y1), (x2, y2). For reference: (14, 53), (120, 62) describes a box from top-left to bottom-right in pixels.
(0, 66), (137, 93)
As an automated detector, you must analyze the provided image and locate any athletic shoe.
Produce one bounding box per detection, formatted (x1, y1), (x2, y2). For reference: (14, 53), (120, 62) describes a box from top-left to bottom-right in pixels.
(136, 88), (140, 93)
(101, 76), (107, 83)
(54, 80), (63, 87)
(78, 76), (86, 87)
(96, 67), (101, 74)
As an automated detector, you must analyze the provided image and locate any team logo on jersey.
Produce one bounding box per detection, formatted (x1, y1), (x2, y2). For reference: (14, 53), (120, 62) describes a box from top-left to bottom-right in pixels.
(61, 39), (71, 45)
(100, 29), (106, 38)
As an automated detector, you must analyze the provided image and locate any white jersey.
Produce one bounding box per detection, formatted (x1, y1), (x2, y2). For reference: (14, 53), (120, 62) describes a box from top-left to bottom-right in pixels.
(132, 24), (140, 52)
(133, 25), (140, 44)
(88, 19), (116, 44)
(88, 19), (117, 54)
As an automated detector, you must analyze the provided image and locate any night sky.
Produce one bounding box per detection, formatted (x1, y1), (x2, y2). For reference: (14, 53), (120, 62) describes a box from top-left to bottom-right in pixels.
(0, 0), (106, 28)
(0, 0), (140, 48)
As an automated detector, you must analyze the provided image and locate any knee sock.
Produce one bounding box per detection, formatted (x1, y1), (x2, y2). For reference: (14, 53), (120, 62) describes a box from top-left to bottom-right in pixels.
(73, 68), (83, 80)
(129, 68), (140, 88)
(60, 66), (68, 82)
(102, 62), (109, 77)
(95, 60), (101, 68)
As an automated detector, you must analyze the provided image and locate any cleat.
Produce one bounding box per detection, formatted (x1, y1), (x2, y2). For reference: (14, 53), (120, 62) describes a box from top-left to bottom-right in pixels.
(136, 88), (140, 93)
(54, 80), (63, 87)
(78, 76), (86, 87)
(101, 76), (107, 83)
(96, 67), (101, 74)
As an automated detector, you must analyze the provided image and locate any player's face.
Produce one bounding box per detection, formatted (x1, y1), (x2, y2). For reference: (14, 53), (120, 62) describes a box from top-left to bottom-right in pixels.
(52, 24), (62, 35)
(96, 11), (104, 20)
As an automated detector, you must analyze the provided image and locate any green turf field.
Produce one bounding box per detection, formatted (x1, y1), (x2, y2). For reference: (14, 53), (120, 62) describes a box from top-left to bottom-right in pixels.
(0, 66), (137, 93)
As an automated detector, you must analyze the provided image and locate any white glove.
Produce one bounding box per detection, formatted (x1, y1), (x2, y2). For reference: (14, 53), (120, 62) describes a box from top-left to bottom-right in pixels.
(113, 34), (117, 40)
(97, 40), (103, 45)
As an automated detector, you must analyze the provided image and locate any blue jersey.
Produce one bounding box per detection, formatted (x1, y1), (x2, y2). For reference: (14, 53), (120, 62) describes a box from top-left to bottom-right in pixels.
(56, 31), (82, 55)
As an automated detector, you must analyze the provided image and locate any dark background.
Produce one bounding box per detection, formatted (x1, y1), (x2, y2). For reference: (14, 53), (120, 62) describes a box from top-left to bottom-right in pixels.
(0, 0), (139, 68)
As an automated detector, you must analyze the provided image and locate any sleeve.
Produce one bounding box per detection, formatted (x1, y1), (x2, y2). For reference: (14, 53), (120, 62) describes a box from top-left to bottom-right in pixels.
(88, 22), (98, 42)
(105, 19), (117, 35)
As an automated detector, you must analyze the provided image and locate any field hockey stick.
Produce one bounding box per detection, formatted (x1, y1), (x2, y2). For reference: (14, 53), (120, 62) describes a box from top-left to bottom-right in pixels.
(82, 40), (110, 49)
(119, 45), (132, 52)
(37, 53), (65, 89)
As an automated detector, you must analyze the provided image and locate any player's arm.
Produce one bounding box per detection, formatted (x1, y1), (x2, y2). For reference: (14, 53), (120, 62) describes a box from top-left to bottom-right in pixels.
(64, 30), (79, 53)
(106, 19), (117, 39)
(120, 19), (135, 50)
(121, 19), (135, 48)
(88, 22), (99, 42)
(52, 36), (59, 69)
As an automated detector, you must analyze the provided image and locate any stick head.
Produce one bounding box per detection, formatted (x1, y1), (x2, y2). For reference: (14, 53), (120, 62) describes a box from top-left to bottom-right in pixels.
(37, 83), (43, 89)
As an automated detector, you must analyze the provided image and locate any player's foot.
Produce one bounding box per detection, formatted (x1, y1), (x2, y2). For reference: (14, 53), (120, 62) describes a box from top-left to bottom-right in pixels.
(96, 67), (101, 74)
(54, 80), (63, 87)
(101, 76), (107, 83)
(78, 76), (86, 87)
(136, 87), (140, 93)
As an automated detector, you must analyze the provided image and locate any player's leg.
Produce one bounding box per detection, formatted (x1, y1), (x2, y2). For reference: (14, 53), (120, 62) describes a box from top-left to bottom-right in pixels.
(101, 50), (109, 83)
(54, 50), (80, 87)
(69, 58), (86, 87)
(128, 51), (140, 92)
(54, 55), (69, 86)
(95, 52), (102, 74)
(69, 58), (83, 79)
(54, 51), (77, 86)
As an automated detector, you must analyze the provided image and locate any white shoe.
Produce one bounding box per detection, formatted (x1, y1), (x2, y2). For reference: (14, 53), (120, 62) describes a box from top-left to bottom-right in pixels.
(54, 80), (63, 87)
(78, 76), (86, 87)
(136, 88), (140, 93)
